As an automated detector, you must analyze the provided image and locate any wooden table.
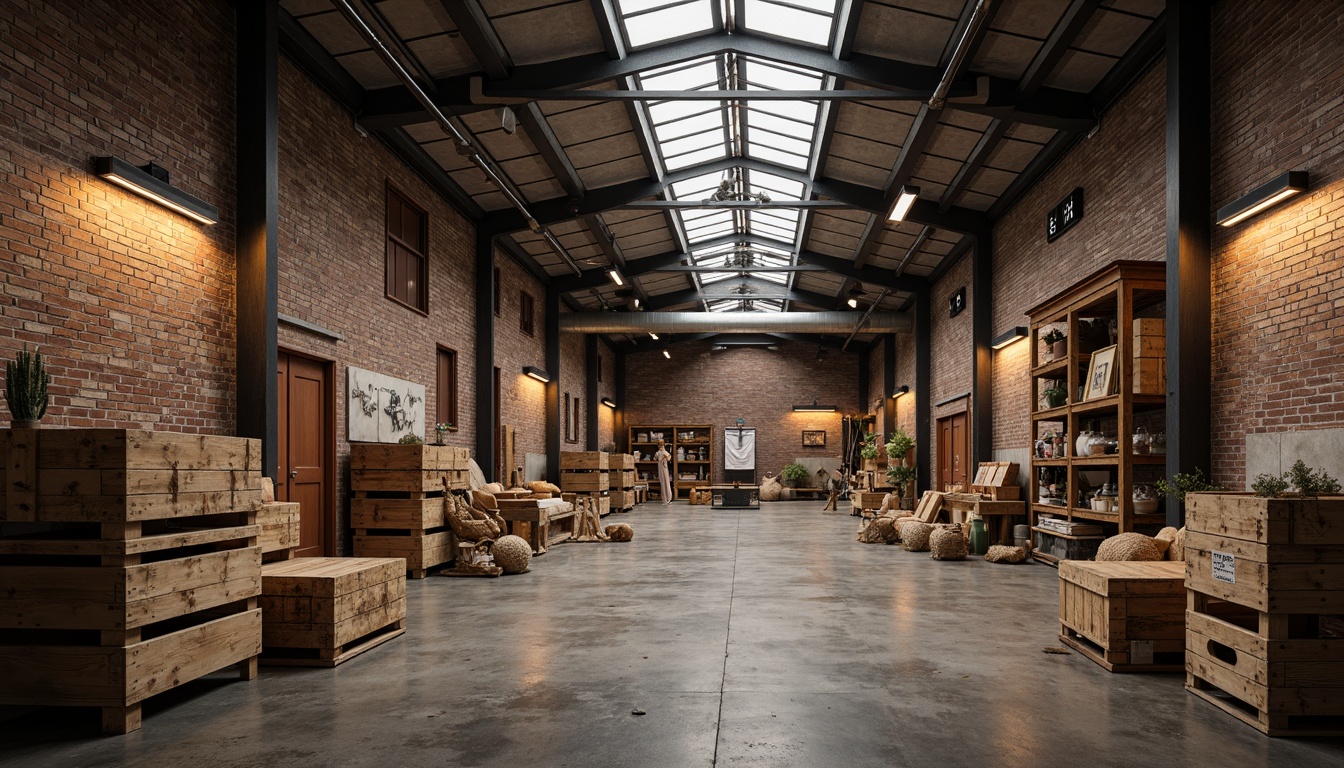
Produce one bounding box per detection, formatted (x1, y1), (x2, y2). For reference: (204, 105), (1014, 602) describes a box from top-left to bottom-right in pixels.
(698, 485), (760, 509)
(941, 494), (1027, 545)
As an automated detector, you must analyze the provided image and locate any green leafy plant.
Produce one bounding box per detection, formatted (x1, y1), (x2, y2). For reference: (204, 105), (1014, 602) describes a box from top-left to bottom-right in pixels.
(885, 427), (914, 463)
(858, 432), (880, 460)
(1043, 328), (1065, 345)
(1251, 473), (1290, 498)
(1155, 467), (1217, 502)
(4, 344), (49, 423)
(1043, 381), (1068, 408)
(887, 463), (916, 496)
(398, 433), (423, 445)
(780, 462), (809, 488)
(1286, 459), (1341, 497)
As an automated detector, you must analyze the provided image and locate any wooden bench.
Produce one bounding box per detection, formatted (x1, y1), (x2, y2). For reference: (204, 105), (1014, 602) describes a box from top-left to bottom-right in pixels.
(260, 557), (406, 667)
(497, 497), (576, 554)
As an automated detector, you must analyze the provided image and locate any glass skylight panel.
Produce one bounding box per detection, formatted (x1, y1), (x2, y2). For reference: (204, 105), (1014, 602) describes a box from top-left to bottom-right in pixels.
(746, 110), (814, 143)
(742, 59), (825, 91)
(664, 145), (727, 170)
(655, 110), (725, 141)
(748, 100), (819, 124)
(747, 142), (809, 169)
(621, 0), (716, 48)
(742, 0), (837, 48)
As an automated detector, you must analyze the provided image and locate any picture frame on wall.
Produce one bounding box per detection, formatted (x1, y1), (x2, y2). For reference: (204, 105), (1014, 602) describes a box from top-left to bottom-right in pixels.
(801, 430), (826, 447)
(1083, 344), (1118, 401)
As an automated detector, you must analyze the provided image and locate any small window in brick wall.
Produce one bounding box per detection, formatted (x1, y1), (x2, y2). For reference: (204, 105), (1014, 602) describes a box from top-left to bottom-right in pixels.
(520, 291), (535, 336)
(386, 184), (428, 313)
(437, 346), (458, 430)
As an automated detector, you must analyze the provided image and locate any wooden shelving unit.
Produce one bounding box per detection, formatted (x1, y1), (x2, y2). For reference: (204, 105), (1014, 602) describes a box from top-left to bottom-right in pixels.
(1025, 261), (1167, 564)
(628, 424), (713, 500)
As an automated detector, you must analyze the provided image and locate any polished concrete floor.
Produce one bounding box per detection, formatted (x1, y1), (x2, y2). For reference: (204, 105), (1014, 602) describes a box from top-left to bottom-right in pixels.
(3, 501), (1344, 767)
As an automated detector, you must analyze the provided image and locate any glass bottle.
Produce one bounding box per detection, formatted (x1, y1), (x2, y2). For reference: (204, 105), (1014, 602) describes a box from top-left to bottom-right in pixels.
(1132, 426), (1150, 455)
(969, 514), (989, 556)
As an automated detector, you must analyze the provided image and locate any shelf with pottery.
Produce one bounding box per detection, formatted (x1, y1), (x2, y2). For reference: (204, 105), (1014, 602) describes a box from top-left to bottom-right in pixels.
(1025, 261), (1168, 564)
(628, 424), (713, 500)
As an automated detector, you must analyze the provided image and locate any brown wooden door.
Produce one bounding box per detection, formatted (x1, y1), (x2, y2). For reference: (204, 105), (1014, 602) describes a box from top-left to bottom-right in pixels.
(937, 412), (970, 491)
(277, 352), (330, 557)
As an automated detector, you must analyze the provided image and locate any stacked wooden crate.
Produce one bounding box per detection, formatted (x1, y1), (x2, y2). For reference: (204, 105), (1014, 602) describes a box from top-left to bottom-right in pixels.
(258, 501), (300, 562)
(561, 451), (610, 517)
(350, 443), (469, 578)
(0, 429), (264, 734)
(851, 491), (889, 516)
(1184, 492), (1344, 736)
(1058, 560), (1186, 672)
(1132, 318), (1166, 394)
(608, 453), (636, 512)
(971, 461), (1020, 500)
(259, 557), (405, 667)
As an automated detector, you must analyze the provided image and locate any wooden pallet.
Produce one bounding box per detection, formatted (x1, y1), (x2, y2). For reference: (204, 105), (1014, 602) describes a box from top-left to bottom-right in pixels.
(1058, 560), (1186, 672)
(260, 557), (406, 667)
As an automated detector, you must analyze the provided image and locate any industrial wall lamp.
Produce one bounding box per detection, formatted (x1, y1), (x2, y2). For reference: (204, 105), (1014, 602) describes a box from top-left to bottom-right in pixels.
(793, 398), (837, 412)
(891, 385), (910, 399)
(991, 327), (1029, 349)
(1216, 171), (1309, 227)
(600, 397), (617, 408)
(523, 365), (551, 383)
(94, 156), (218, 225)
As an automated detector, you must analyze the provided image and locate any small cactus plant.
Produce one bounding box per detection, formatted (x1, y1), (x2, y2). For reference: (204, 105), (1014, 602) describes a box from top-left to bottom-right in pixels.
(5, 344), (50, 426)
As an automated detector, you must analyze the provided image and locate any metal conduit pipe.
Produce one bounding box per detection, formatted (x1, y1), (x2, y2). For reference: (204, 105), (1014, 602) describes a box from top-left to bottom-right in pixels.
(842, 289), (892, 350)
(559, 311), (911, 334)
(929, 0), (995, 110)
(332, 0), (583, 276)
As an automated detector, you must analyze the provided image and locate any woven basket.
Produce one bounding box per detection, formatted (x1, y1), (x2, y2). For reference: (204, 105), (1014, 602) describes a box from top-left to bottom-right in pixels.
(985, 544), (1029, 564)
(900, 521), (933, 551)
(929, 525), (967, 560)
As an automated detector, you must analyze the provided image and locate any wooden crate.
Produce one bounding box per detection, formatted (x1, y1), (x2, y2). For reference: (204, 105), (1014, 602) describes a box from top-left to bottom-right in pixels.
(1133, 358), (1166, 394)
(350, 445), (463, 578)
(608, 469), (636, 490)
(852, 491), (888, 510)
(0, 428), (263, 734)
(609, 489), (635, 511)
(1185, 493), (1344, 613)
(347, 443), (468, 470)
(559, 451), (608, 471)
(258, 502), (300, 562)
(350, 496), (447, 531)
(561, 471), (609, 492)
(260, 557), (406, 667)
(614, 454), (635, 470)
(352, 529), (454, 579)
(1186, 590), (1344, 736)
(1058, 560), (1186, 672)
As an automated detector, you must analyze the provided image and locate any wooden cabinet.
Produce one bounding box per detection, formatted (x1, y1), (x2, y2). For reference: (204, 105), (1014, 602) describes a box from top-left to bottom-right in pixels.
(1025, 261), (1167, 564)
(628, 424), (713, 500)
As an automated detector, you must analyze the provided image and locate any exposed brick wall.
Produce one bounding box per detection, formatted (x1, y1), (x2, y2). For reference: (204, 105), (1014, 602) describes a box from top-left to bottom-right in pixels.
(274, 55), (479, 552)
(893, 331), (916, 438)
(624, 341), (859, 482)
(495, 252), (547, 465)
(929, 252), (974, 480)
(0, 0), (237, 431)
(1209, 0), (1344, 487)
(597, 338), (616, 449)
(986, 58), (1166, 455)
(558, 317), (587, 450)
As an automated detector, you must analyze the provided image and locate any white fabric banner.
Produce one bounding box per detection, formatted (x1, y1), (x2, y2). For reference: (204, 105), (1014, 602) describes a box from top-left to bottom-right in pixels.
(724, 428), (756, 470)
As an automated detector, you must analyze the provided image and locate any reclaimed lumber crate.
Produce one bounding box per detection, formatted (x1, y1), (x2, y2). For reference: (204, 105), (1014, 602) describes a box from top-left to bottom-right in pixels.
(259, 557), (406, 667)
(0, 428), (264, 734)
(614, 453), (635, 471)
(560, 451), (608, 471)
(1185, 590), (1344, 736)
(258, 501), (300, 562)
(608, 469), (636, 490)
(609, 489), (635, 511)
(851, 491), (888, 515)
(561, 471), (609, 492)
(1058, 560), (1186, 672)
(349, 444), (466, 578)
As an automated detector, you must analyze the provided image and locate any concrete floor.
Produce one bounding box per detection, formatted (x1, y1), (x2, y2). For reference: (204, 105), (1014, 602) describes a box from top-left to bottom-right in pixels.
(3, 501), (1343, 767)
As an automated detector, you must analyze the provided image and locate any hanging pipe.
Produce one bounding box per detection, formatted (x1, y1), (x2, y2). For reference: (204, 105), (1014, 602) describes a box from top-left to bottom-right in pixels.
(842, 289), (892, 351)
(928, 0), (994, 110)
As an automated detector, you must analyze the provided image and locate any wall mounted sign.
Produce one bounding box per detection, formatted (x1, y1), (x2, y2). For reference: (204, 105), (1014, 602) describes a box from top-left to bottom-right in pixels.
(348, 365), (425, 443)
(1046, 187), (1084, 242)
(948, 287), (966, 318)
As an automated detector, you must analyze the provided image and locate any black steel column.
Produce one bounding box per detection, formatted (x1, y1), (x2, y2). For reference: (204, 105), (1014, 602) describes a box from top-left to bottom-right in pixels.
(545, 290), (561, 483)
(915, 286), (932, 494)
(1165, 0), (1211, 526)
(615, 351), (627, 452)
(883, 334), (896, 436)
(585, 334), (599, 450)
(475, 229), (496, 482)
(971, 233), (994, 467)
(236, 0), (279, 479)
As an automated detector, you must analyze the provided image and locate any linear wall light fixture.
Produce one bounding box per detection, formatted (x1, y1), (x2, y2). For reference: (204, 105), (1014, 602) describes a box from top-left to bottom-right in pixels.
(600, 397), (617, 408)
(887, 185), (920, 223)
(94, 156), (219, 225)
(891, 385), (910, 399)
(792, 398), (838, 412)
(522, 365), (551, 383)
(1216, 171), (1308, 227)
(991, 326), (1029, 349)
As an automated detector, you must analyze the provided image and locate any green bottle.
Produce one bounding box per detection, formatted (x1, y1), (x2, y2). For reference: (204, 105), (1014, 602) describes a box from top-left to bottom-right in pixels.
(969, 515), (989, 556)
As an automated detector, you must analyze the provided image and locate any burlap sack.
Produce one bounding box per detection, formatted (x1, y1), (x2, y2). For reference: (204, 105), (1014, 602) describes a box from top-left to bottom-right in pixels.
(929, 525), (968, 560)
(759, 473), (782, 502)
(900, 521), (933, 551)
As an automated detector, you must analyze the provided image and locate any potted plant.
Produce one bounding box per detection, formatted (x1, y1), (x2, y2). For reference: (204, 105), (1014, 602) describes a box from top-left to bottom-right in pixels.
(1043, 380), (1068, 409)
(433, 422), (452, 445)
(1042, 329), (1066, 362)
(5, 344), (50, 429)
(884, 427), (917, 509)
(859, 432), (881, 471)
(780, 462), (809, 488)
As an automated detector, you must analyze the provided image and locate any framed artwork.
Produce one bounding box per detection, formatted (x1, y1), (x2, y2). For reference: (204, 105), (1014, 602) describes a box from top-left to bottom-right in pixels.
(801, 429), (826, 447)
(1084, 345), (1118, 401)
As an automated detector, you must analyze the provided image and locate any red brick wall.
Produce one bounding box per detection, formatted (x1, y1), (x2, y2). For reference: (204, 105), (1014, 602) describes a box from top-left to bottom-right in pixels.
(597, 338), (616, 449)
(495, 252), (547, 464)
(624, 341), (858, 481)
(893, 332), (916, 439)
(559, 316), (587, 450)
(929, 253), (974, 480)
(986, 59), (1166, 455)
(274, 56), (479, 550)
(0, 0), (237, 431)
(1209, 0), (1344, 487)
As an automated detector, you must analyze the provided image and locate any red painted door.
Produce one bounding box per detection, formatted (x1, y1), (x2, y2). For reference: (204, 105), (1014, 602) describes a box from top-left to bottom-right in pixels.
(937, 412), (970, 492)
(277, 352), (330, 557)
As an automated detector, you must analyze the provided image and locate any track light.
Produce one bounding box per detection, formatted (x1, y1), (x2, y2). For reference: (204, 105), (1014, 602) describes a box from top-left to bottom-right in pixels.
(1216, 171), (1309, 227)
(847, 297), (859, 309)
(887, 185), (919, 223)
(649, 332), (659, 340)
(608, 269), (624, 286)
(522, 365), (550, 383)
(94, 156), (218, 225)
(662, 349), (671, 359)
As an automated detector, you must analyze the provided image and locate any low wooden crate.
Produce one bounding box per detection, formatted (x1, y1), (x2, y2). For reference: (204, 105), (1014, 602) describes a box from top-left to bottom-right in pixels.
(348, 443), (468, 470)
(615, 454), (635, 470)
(852, 491), (888, 511)
(258, 501), (300, 562)
(1133, 358), (1166, 394)
(609, 469), (636, 490)
(352, 529), (454, 579)
(609, 489), (635, 510)
(1185, 590), (1344, 736)
(1058, 560), (1186, 672)
(562, 471), (609, 492)
(260, 557), (406, 667)
(559, 451), (608, 471)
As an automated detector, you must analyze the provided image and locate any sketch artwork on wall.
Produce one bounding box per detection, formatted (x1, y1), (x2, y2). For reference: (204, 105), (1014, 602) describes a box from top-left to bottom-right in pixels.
(347, 365), (425, 443)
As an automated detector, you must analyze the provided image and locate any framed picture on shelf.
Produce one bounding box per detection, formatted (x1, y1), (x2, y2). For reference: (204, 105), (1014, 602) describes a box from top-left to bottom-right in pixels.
(1083, 344), (1118, 400)
(801, 429), (826, 447)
